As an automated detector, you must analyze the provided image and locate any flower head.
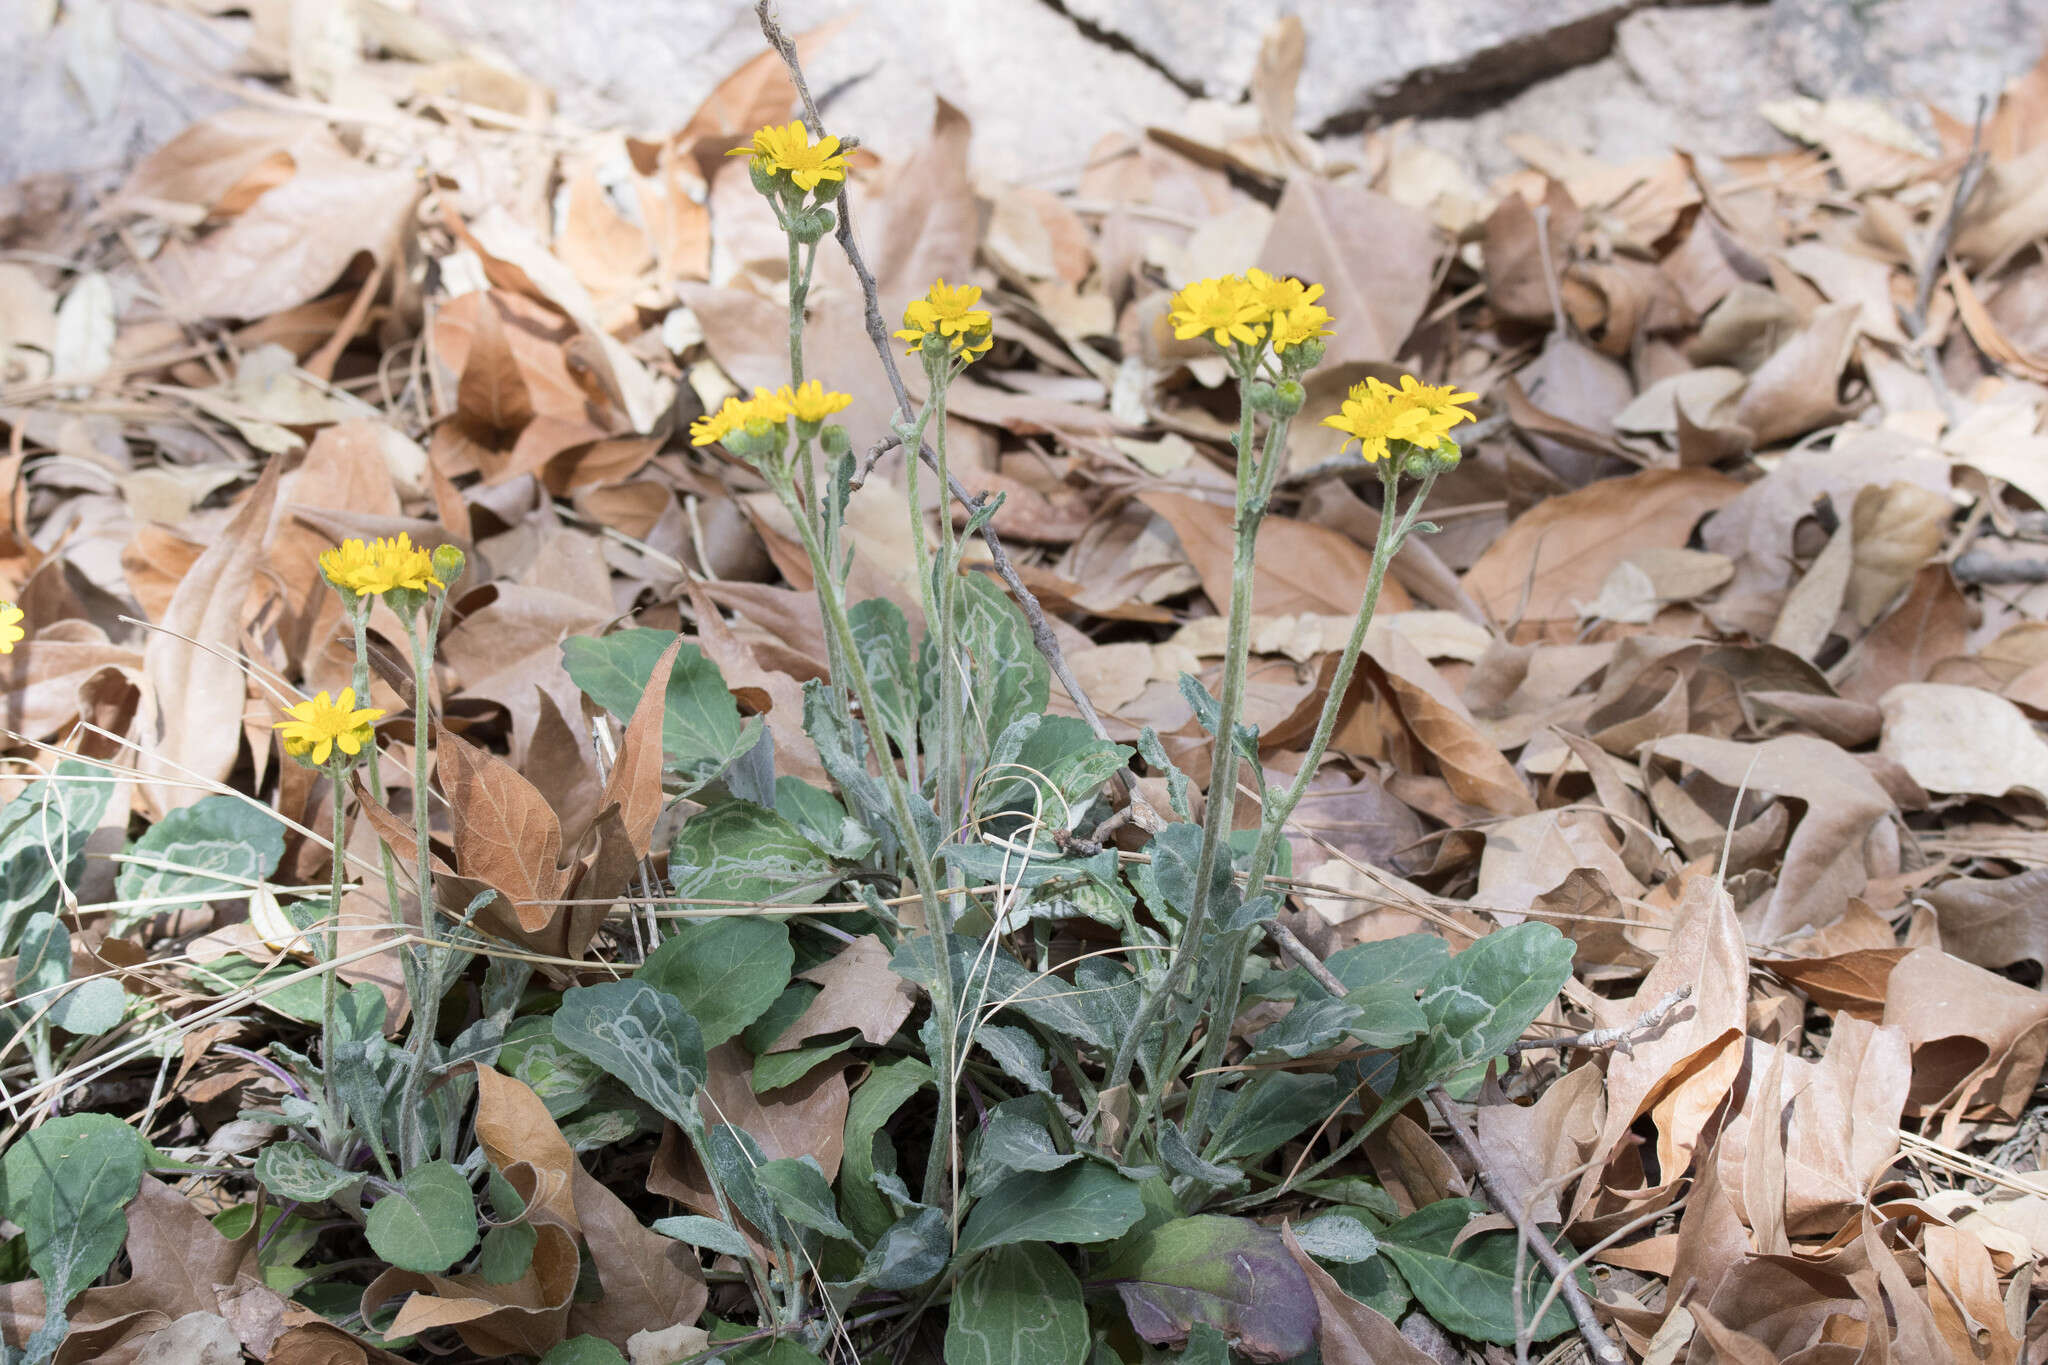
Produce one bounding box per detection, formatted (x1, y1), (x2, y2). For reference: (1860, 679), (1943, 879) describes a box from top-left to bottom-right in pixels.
(895, 279), (993, 361)
(690, 389), (795, 453)
(1168, 276), (1266, 348)
(689, 395), (749, 448)
(1269, 303), (1335, 354)
(1241, 268), (1323, 322)
(1385, 374), (1478, 449)
(274, 687), (384, 766)
(778, 380), (852, 425)
(0, 601), (22, 655)
(1320, 374), (1479, 463)
(319, 535), (444, 598)
(726, 121), (848, 195)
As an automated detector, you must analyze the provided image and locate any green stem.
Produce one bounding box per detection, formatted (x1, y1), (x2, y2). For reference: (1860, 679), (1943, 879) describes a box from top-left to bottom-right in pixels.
(348, 606), (416, 1007)
(1185, 461), (1432, 1154)
(1100, 356), (1263, 1130)
(399, 603), (443, 1169)
(322, 764), (346, 1121)
(932, 388), (963, 837)
(774, 475), (961, 1225)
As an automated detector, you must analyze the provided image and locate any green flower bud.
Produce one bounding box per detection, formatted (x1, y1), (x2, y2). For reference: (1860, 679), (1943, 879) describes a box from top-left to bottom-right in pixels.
(1429, 437), (1463, 472)
(1246, 381), (1282, 414)
(431, 543), (466, 590)
(1270, 380), (1305, 417)
(820, 424), (851, 456)
(789, 206), (833, 245)
(748, 158), (780, 198)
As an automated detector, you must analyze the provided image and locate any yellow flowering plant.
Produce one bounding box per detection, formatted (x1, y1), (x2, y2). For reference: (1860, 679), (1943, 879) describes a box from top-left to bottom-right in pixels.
(274, 687), (384, 767)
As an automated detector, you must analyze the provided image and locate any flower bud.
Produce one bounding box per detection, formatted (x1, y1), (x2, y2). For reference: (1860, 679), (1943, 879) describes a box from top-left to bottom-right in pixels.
(820, 424), (851, 457)
(1288, 338), (1326, 371)
(431, 544), (466, 589)
(1246, 381), (1281, 414)
(790, 206), (833, 245)
(748, 158), (780, 197)
(1270, 380), (1305, 417)
(1429, 437), (1464, 472)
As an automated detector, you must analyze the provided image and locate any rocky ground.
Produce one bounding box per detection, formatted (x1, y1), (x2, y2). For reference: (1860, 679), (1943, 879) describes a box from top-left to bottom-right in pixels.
(9, 0), (2048, 203)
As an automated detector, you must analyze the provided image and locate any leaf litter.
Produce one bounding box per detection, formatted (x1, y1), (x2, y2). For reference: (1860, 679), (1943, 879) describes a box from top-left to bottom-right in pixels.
(8, 6), (2048, 1364)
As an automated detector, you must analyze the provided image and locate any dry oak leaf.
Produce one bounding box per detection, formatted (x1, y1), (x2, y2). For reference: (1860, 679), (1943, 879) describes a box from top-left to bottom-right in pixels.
(435, 724), (568, 931)
(1573, 874), (1746, 1227)
(1461, 467), (1740, 627)
(1363, 623), (1533, 816)
(1644, 734), (1894, 941)
(1878, 682), (2048, 801)
(770, 933), (918, 1052)
(1141, 490), (1412, 618)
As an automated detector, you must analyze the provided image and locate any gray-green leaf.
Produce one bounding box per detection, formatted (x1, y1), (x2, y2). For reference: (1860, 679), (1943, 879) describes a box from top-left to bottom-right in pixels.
(255, 1141), (365, 1203)
(639, 915), (793, 1049)
(552, 980), (707, 1128)
(755, 1156), (855, 1242)
(944, 1242), (1087, 1365)
(113, 795), (284, 930)
(954, 1163), (1145, 1256)
(364, 1161), (478, 1273)
(0, 1113), (148, 1309)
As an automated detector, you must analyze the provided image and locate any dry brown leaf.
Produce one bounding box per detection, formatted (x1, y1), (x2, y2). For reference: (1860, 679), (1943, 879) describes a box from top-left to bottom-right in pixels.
(1879, 682), (2048, 800)
(435, 724), (568, 930)
(599, 634), (681, 858)
(1141, 489), (1412, 618)
(1256, 176), (1441, 369)
(1280, 1224), (1435, 1365)
(1646, 734), (1894, 940)
(1462, 467), (1741, 628)
(141, 460), (279, 815)
(770, 933), (918, 1052)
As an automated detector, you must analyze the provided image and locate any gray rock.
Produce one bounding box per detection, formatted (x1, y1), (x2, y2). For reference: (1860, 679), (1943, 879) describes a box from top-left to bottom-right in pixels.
(419, 0), (1192, 184)
(1057, 0), (1650, 129)
(0, 1), (239, 189)
(1406, 0), (2048, 191)
(1771, 0), (2048, 125)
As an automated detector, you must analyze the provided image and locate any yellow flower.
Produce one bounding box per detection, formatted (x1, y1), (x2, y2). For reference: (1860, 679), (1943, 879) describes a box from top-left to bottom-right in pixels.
(895, 279), (993, 361)
(319, 534), (444, 597)
(1241, 268), (1323, 322)
(1319, 378), (1436, 463)
(274, 687), (384, 766)
(1386, 374), (1479, 449)
(0, 601), (22, 655)
(689, 395), (749, 448)
(726, 121), (848, 194)
(778, 380), (852, 425)
(690, 390), (796, 450)
(1168, 276), (1266, 347)
(1269, 303), (1335, 353)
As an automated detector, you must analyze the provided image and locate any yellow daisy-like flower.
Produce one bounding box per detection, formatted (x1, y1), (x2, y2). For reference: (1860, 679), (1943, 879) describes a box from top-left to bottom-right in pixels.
(1241, 268), (1323, 323)
(1168, 276), (1266, 348)
(319, 534), (444, 597)
(895, 279), (994, 361)
(726, 121), (849, 194)
(1319, 378), (1437, 464)
(1269, 303), (1335, 353)
(690, 390), (796, 450)
(778, 380), (853, 425)
(0, 601), (23, 655)
(274, 687), (385, 766)
(1385, 374), (1479, 449)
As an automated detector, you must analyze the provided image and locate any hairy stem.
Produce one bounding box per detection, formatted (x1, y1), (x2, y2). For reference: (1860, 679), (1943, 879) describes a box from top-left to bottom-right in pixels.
(775, 476), (961, 1227)
(1101, 357), (1262, 1131)
(398, 605), (442, 1169)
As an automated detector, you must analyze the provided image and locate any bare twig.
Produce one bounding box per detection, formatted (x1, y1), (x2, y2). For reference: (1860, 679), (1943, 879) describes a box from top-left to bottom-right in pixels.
(1899, 96), (1989, 421)
(1911, 95), (1990, 330)
(1506, 985), (1693, 1057)
(1428, 1085), (1626, 1365)
(751, 1), (1122, 760)
(1953, 551), (2048, 585)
